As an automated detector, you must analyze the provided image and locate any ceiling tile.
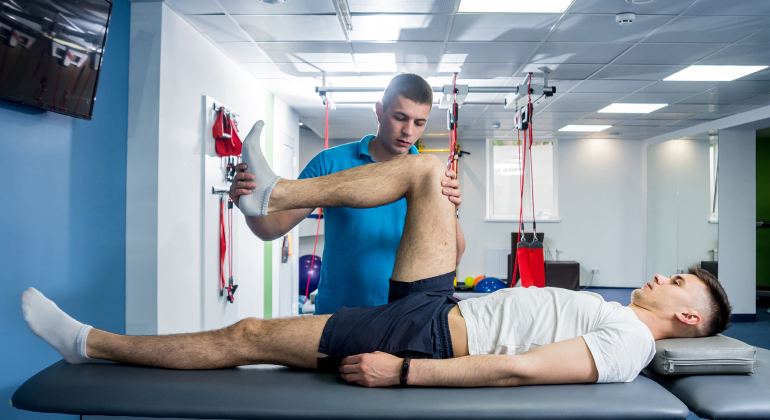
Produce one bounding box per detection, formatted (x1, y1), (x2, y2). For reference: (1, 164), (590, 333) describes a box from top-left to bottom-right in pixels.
(635, 112), (698, 120)
(570, 80), (653, 93)
(684, 0), (770, 16)
(709, 81), (770, 95)
(740, 68), (770, 81)
(638, 81), (722, 93)
(241, 63), (298, 78)
(618, 92), (694, 103)
(664, 120), (709, 128)
(353, 42), (445, 62)
(739, 27), (770, 44)
(444, 42), (539, 63)
(644, 16), (767, 43)
(549, 14), (673, 43)
(234, 15), (346, 41)
(735, 94), (770, 106)
(218, 42), (270, 63)
(570, 0), (696, 15)
(516, 64), (604, 80)
(349, 15), (450, 41)
(558, 92), (628, 103)
(166, 0), (221, 15)
(577, 118), (628, 125)
(679, 89), (759, 104)
(219, 0), (336, 15)
(591, 65), (686, 80)
(532, 42), (631, 64)
(449, 14), (560, 42)
(533, 111), (594, 120)
(186, 15), (251, 42)
(617, 119), (678, 127)
(661, 104), (720, 114)
(348, 0), (455, 13)
(613, 43), (728, 65)
(543, 101), (608, 112)
(698, 44), (770, 66)
(257, 42), (351, 63)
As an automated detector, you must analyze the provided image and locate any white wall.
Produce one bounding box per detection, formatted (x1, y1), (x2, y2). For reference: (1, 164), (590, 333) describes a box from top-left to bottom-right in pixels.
(647, 139), (718, 280)
(718, 128), (756, 316)
(127, 3), (299, 334)
(457, 137), (646, 288)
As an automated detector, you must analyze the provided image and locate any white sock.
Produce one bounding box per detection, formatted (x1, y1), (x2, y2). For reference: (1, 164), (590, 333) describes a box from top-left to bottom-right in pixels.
(22, 287), (92, 364)
(239, 120), (280, 217)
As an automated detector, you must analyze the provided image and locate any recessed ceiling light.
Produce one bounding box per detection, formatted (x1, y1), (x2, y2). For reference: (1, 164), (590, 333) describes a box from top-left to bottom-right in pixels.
(298, 122), (304, 126)
(559, 125), (612, 132)
(459, 0), (575, 13)
(625, 0), (656, 4)
(599, 103), (667, 113)
(664, 65), (768, 82)
(353, 53), (397, 72)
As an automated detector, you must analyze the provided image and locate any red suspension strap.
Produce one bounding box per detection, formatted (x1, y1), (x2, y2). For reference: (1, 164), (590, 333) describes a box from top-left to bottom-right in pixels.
(527, 76), (546, 288)
(447, 72), (459, 171)
(304, 100), (330, 304)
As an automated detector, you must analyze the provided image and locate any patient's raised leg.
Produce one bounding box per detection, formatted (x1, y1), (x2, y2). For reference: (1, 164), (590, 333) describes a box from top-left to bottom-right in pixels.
(267, 153), (457, 282)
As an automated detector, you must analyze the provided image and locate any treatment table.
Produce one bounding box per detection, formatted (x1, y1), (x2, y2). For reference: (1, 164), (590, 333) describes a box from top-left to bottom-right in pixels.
(13, 360), (690, 420)
(643, 347), (770, 420)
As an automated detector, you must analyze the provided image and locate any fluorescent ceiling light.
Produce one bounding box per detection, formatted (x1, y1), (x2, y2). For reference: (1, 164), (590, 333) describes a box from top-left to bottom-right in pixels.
(459, 0), (575, 13)
(559, 125), (612, 132)
(599, 103), (667, 113)
(664, 65), (768, 82)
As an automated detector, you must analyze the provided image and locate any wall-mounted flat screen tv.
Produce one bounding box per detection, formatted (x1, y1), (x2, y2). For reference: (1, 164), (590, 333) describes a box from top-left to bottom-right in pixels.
(0, 0), (113, 120)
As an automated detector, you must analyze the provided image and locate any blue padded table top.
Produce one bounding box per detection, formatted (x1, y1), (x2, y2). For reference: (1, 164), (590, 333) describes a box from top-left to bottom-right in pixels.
(13, 360), (689, 420)
(644, 347), (770, 420)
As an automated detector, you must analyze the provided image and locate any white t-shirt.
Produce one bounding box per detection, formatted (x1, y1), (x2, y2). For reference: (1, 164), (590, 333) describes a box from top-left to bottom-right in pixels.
(457, 287), (656, 383)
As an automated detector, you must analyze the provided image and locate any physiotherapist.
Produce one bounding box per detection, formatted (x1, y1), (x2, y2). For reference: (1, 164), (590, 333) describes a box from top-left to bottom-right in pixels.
(229, 73), (465, 314)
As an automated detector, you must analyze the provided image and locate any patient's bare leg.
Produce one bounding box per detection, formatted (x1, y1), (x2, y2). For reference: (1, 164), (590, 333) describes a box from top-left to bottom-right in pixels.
(268, 154), (457, 282)
(86, 315), (331, 369)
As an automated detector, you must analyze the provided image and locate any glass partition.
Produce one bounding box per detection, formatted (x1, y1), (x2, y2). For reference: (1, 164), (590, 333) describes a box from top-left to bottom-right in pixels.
(647, 131), (718, 281)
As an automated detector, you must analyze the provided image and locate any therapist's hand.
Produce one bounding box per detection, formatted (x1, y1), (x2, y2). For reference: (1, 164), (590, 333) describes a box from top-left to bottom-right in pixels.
(229, 163), (257, 208)
(442, 170), (462, 208)
(339, 352), (402, 387)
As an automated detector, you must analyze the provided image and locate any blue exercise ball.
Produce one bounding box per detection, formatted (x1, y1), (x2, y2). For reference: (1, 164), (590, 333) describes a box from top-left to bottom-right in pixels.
(474, 277), (505, 293)
(299, 255), (322, 296)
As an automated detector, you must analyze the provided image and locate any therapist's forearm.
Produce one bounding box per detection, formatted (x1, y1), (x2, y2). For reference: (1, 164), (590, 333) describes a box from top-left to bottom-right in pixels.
(455, 218), (466, 265)
(407, 355), (523, 387)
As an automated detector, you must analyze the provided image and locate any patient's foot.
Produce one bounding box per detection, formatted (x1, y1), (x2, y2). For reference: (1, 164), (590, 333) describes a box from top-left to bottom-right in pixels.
(239, 120), (280, 216)
(22, 287), (92, 364)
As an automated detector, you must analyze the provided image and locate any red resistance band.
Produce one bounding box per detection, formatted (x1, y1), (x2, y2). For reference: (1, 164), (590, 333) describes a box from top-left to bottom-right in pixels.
(304, 100), (330, 304)
(220, 196), (238, 303)
(213, 107), (243, 157)
(512, 73), (545, 288)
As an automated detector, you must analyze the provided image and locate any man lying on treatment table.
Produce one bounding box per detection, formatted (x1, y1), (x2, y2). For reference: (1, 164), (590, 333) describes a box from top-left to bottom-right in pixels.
(21, 121), (732, 388)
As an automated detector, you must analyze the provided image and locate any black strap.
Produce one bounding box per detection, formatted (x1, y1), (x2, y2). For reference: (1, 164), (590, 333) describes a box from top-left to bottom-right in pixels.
(399, 358), (411, 386)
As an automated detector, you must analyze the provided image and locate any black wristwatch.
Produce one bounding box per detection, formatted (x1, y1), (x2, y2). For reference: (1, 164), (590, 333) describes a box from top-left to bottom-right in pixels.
(399, 357), (411, 386)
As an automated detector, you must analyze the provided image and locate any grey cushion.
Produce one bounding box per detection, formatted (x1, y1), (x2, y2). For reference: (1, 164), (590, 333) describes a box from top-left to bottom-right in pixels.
(644, 347), (770, 420)
(649, 334), (756, 375)
(13, 360), (690, 420)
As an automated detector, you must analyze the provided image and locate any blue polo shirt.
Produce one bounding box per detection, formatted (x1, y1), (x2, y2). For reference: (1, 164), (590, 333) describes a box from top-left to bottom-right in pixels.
(299, 135), (419, 314)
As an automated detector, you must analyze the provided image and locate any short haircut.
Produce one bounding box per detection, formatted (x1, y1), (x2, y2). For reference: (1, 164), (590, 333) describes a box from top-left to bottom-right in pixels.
(381, 73), (434, 111)
(689, 266), (732, 336)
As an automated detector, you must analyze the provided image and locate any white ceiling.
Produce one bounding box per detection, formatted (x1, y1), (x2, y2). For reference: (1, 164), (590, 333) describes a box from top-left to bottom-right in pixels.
(166, 0), (770, 141)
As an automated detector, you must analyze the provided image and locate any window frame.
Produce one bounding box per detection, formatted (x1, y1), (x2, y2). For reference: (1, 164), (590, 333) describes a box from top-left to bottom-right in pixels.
(485, 138), (560, 223)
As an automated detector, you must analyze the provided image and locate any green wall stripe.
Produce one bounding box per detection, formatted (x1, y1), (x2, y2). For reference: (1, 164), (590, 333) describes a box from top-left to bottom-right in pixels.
(264, 92), (275, 318)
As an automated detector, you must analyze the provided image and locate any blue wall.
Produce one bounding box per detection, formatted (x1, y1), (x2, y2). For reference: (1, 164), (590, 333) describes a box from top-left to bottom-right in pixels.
(0, 1), (130, 419)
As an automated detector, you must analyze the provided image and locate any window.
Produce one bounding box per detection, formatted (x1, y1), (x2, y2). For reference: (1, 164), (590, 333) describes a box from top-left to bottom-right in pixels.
(486, 139), (559, 222)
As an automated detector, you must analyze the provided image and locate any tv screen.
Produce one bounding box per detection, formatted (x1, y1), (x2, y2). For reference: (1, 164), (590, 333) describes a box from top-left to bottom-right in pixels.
(0, 0), (113, 120)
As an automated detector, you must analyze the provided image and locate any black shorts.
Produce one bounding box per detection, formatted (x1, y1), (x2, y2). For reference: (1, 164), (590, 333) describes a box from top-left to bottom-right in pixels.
(317, 271), (458, 373)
